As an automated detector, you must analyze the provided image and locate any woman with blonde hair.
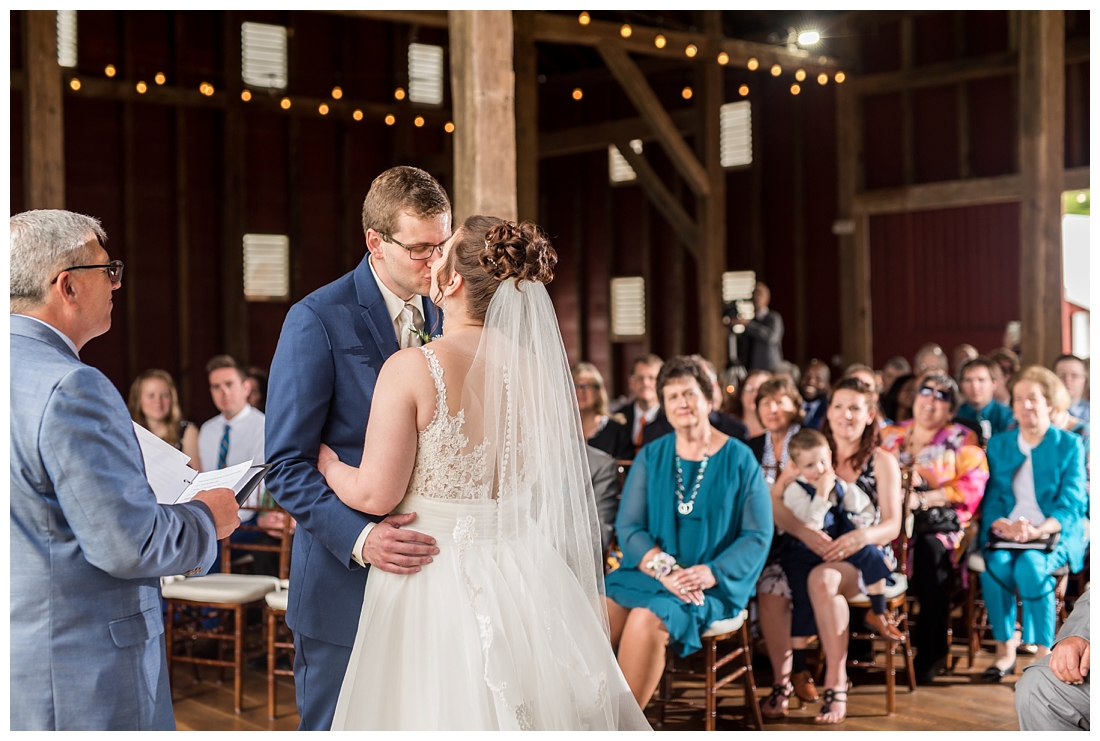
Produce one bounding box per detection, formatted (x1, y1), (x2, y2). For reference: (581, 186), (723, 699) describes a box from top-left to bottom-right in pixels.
(128, 369), (201, 466)
(572, 361), (633, 460)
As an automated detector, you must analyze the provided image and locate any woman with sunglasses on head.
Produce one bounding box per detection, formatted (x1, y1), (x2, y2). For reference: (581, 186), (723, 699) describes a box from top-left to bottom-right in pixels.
(572, 362), (633, 461)
(880, 373), (989, 683)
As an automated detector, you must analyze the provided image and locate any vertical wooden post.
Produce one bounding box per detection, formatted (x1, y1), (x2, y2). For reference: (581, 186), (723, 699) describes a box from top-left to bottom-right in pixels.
(792, 96), (807, 367)
(513, 10), (539, 224)
(221, 10), (248, 364)
(1018, 11), (1065, 367)
(449, 10), (517, 222)
(23, 10), (65, 210)
(695, 10), (727, 370)
(836, 82), (873, 367)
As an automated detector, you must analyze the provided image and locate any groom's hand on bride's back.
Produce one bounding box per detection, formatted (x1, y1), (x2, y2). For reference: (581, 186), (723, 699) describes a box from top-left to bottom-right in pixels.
(362, 512), (439, 574)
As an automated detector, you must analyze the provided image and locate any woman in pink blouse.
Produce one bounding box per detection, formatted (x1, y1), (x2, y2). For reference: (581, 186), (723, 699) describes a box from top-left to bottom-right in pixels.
(880, 372), (989, 683)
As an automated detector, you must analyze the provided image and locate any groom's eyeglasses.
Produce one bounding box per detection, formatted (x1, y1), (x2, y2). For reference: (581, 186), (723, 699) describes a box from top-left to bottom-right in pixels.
(379, 233), (444, 261)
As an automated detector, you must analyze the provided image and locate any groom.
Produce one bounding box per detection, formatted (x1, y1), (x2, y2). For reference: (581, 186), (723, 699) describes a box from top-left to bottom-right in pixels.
(266, 166), (450, 730)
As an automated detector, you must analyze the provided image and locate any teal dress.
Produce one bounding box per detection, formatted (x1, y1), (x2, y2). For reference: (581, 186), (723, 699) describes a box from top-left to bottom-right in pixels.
(605, 435), (773, 657)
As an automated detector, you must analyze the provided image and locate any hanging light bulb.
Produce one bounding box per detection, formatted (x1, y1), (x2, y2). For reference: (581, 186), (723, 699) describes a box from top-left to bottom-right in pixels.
(790, 84), (801, 95)
(384, 114), (396, 125)
(280, 97), (292, 110)
(738, 84), (749, 97)
(394, 87), (406, 101)
(747, 58), (759, 71)
(353, 109), (364, 121)
(717, 52), (730, 65)
(834, 71), (846, 83)
(770, 64), (782, 77)
(154, 72), (166, 85)
(135, 81), (147, 94)
(620, 24), (632, 38)
(685, 44), (698, 58)
(69, 78), (82, 90)
(578, 12), (590, 25)
(241, 89), (252, 101)
(681, 86), (693, 100)
(331, 86), (343, 100)
(572, 88), (583, 101)
(105, 64), (117, 77)
(795, 69), (806, 82)
(444, 121), (455, 133)
(654, 34), (667, 49)
(319, 103), (329, 115)
(414, 116), (425, 127)
(817, 72), (829, 85)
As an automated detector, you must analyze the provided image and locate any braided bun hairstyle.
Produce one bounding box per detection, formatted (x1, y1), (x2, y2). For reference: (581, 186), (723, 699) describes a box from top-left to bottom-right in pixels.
(437, 215), (557, 323)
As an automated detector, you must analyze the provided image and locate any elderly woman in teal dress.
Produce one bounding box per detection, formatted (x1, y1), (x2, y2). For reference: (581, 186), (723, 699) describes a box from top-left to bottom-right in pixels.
(605, 355), (773, 708)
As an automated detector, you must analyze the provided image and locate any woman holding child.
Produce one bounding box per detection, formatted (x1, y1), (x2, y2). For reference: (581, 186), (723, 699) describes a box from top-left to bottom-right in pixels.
(761, 377), (904, 724)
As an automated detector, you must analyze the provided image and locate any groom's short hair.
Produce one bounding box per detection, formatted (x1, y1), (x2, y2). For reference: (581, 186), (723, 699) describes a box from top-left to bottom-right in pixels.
(361, 166), (451, 238)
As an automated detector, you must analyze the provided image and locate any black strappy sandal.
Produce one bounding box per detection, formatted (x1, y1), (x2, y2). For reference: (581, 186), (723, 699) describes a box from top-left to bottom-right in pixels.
(759, 682), (794, 719)
(814, 688), (848, 724)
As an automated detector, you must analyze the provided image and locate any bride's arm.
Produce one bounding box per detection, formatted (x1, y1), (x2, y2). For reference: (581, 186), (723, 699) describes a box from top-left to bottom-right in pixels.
(317, 351), (423, 516)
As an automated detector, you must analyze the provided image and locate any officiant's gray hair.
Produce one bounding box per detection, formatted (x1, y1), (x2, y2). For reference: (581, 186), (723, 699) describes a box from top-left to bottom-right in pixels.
(10, 210), (106, 312)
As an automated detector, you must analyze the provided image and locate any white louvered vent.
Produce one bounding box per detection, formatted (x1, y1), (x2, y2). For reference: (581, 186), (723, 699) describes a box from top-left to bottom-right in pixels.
(408, 43), (444, 105)
(722, 270), (756, 303)
(610, 276), (646, 338)
(720, 101), (752, 168)
(241, 22), (288, 90)
(608, 139), (644, 184)
(243, 234), (289, 301)
(57, 10), (77, 68)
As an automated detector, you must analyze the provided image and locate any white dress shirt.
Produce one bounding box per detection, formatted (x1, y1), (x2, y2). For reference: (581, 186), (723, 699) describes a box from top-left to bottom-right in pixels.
(368, 255), (425, 350)
(783, 476), (877, 531)
(1008, 436), (1046, 525)
(198, 404), (266, 517)
(17, 315), (80, 358)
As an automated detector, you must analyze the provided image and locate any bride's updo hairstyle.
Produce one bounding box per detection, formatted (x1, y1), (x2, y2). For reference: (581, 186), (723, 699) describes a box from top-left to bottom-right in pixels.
(438, 215), (557, 323)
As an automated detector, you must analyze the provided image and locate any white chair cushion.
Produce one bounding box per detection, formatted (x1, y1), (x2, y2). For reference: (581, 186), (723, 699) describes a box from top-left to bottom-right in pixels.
(847, 573), (908, 606)
(702, 609), (748, 638)
(161, 573), (280, 603)
(265, 590), (288, 610)
(968, 553), (986, 573)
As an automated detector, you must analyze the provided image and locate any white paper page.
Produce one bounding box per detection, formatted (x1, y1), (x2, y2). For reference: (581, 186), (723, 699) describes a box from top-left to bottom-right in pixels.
(133, 422), (198, 504)
(175, 459), (254, 503)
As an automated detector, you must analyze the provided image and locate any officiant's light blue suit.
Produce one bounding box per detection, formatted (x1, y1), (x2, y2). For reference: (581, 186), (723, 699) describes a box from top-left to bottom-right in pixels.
(265, 254), (440, 730)
(10, 315), (219, 730)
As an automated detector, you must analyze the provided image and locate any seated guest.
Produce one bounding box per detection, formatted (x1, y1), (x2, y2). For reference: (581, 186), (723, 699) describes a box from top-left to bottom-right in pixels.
(732, 369), (773, 440)
(128, 368), (201, 466)
(1015, 589), (1090, 731)
(957, 357), (1016, 444)
(800, 358), (831, 430)
(747, 376), (805, 483)
(881, 373), (917, 424)
(880, 356), (912, 403)
(978, 366), (1089, 682)
(642, 355), (748, 444)
(246, 365), (268, 413)
(588, 444), (622, 555)
(604, 355), (772, 708)
(773, 360), (801, 386)
(572, 362), (632, 460)
(914, 343), (949, 376)
(989, 347), (1021, 406)
(621, 354), (665, 457)
(1052, 384), (1090, 492)
(1054, 354), (1091, 424)
(881, 373), (989, 683)
(951, 343), (979, 380)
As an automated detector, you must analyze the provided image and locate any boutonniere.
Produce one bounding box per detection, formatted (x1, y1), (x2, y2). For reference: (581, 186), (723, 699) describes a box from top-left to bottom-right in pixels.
(410, 327), (440, 344)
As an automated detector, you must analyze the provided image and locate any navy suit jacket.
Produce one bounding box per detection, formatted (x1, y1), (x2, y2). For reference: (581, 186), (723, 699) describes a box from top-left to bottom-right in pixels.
(265, 255), (440, 646)
(10, 316), (218, 730)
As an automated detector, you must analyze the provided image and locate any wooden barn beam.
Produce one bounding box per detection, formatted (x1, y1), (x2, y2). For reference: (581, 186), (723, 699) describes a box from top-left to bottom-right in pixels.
(1018, 10), (1065, 368)
(836, 75), (872, 368)
(538, 109), (696, 159)
(449, 10), (518, 222)
(322, 10), (449, 28)
(513, 11), (539, 223)
(22, 10), (65, 209)
(613, 141), (699, 253)
(599, 46), (709, 197)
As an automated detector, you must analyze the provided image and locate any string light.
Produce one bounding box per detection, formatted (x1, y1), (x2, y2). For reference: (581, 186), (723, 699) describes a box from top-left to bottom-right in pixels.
(384, 114), (396, 125)
(241, 89), (252, 101)
(817, 72), (829, 85)
(69, 78), (81, 91)
(620, 24), (632, 38)
(331, 86), (343, 99)
(105, 64), (116, 77)
(681, 86), (693, 100)
(394, 87), (406, 101)
(414, 116), (425, 127)
(738, 84), (749, 97)
(135, 81), (147, 94)
(319, 103), (329, 115)
(685, 44), (698, 58)
(834, 71), (846, 83)
(154, 72), (166, 85)
(790, 84), (801, 95)
(747, 58), (759, 71)
(353, 109), (363, 121)
(199, 82), (214, 96)
(444, 121), (455, 133)
(795, 69), (806, 81)
(770, 64), (782, 77)
(280, 97), (291, 109)
(578, 12), (590, 25)
(717, 51), (729, 65)
(572, 87), (583, 101)
(654, 34), (666, 49)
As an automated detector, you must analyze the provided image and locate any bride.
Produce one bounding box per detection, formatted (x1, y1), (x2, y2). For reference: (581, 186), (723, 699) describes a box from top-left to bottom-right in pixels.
(317, 216), (651, 731)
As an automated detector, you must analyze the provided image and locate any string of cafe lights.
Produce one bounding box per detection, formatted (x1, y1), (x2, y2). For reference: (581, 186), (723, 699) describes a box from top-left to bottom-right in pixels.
(570, 11), (845, 101)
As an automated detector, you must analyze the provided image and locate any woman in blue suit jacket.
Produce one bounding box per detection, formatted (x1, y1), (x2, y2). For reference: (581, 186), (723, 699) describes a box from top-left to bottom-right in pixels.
(978, 366), (1088, 682)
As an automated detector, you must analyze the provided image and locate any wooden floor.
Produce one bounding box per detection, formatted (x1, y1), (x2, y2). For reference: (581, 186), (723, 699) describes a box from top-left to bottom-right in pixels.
(170, 644), (1031, 731)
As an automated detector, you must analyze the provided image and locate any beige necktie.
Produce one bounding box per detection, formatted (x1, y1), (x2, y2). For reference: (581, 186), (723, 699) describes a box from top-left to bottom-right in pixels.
(399, 303), (424, 349)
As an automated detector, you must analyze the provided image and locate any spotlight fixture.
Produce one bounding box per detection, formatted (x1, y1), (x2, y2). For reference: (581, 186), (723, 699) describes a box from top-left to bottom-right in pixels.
(795, 69), (806, 82)
(394, 87), (406, 101)
(414, 116), (425, 127)
(444, 121), (455, 133)
(572, 87), (583, 101)
(797, 30), (821, 46)
(135, 81), (147, 94)
(747, 58), (759, 71)
(578, 12), (590, 25)
(154, 72), (166, 85)
(685, 44), (698, 58)
(770, 64), (782, 77)
(319, 103), (329, 115)
(280, 97), (292, 109)
(105, 64), (117, 77)
(790, 84), (801, 95)
(835, 71), (846, 83)
(717, 51), (730, 65)
(385, 114), (396, 125)
(620, 24), (632, 38)
(353, 109), (364, 121)
(681, 86), (693, 100)
(241, 89), (252, 101)
(738, 84), (749, 97)
(332, 86), (343, 99)
(69, 78), (81, 90)
(817, 72), (828, 85)
(654, 34), (667, 49)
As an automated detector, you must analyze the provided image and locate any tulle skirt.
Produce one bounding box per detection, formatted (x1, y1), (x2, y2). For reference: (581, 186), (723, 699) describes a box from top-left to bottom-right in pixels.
(331, 494), (651, 731)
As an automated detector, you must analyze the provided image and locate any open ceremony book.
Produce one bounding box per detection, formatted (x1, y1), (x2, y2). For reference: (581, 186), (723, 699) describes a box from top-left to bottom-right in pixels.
(133, 422), (270, 507)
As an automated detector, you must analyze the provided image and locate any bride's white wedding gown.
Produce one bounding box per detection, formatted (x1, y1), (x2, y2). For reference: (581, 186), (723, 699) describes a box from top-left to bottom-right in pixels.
(331, 347), (650, 731)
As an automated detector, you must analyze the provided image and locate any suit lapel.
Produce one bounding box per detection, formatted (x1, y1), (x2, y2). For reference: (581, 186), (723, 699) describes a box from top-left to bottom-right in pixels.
(420, 295), (441, 338)
(353, 255), (400, 358)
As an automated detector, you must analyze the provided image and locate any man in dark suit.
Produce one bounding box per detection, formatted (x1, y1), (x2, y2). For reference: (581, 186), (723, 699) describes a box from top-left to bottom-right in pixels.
(730, 281), (784, 371)
(265, 167), (449, 730)
(620, 353), (666, 458)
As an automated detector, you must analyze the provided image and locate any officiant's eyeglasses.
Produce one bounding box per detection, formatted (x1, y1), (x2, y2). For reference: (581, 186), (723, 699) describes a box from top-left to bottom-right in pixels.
(50, 260), (125, 284)
(379, 233), (444, 261)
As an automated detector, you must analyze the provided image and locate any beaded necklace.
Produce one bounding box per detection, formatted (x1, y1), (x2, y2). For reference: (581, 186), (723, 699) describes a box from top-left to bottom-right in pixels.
(674, 449), (711, 516)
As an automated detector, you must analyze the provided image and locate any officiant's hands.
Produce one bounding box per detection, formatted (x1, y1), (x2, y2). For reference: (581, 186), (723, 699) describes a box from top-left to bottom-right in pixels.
(362, 512), (439, 574)
(192, 488), (242, 540)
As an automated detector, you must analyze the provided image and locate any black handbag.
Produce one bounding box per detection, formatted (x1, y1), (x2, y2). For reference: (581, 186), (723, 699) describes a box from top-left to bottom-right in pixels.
(912, 505), (961, 536)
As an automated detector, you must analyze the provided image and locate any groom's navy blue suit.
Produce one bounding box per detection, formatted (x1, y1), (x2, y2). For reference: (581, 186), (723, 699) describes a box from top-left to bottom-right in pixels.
(265, 254), (440, 730)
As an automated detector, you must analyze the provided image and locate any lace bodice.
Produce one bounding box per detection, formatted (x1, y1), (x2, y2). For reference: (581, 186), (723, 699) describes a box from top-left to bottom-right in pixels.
(405, 347), (492, 501)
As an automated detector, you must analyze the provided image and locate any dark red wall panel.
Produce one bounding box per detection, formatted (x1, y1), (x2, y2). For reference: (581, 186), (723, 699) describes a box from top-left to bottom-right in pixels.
(862, 93), (905, 189)
(913, 85), (959, 183)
